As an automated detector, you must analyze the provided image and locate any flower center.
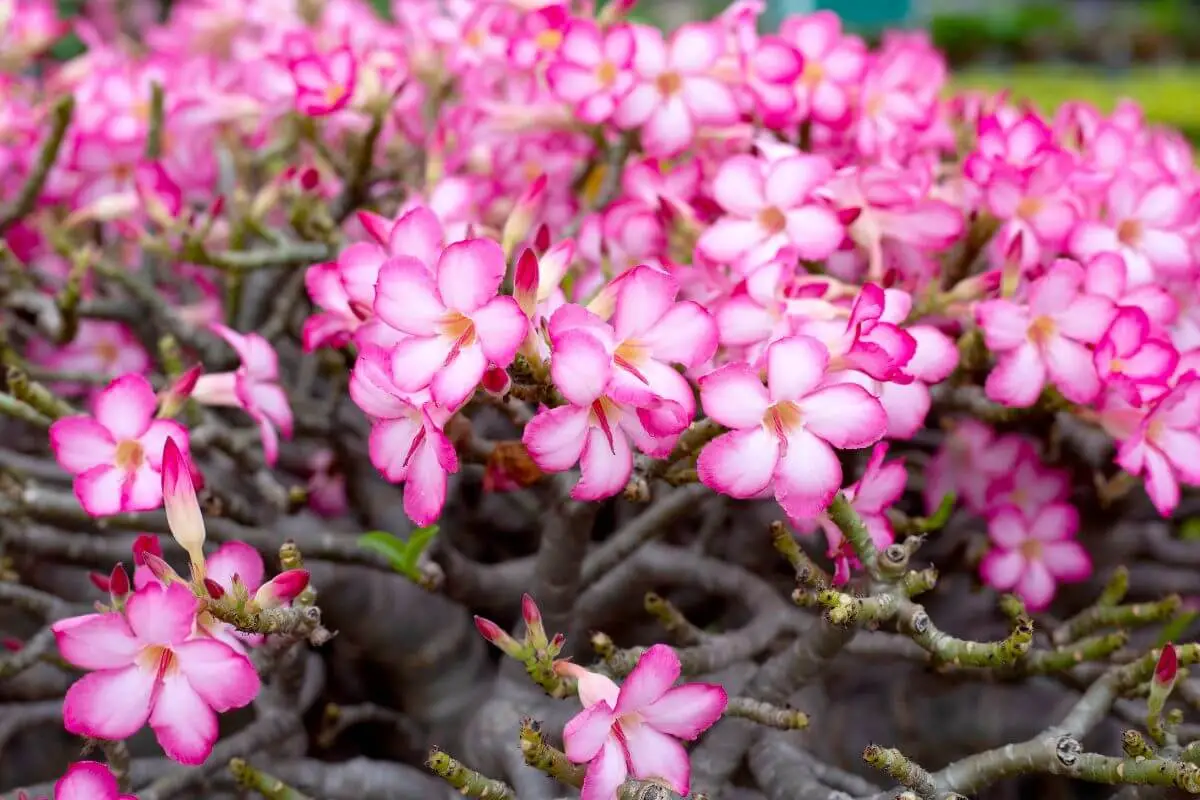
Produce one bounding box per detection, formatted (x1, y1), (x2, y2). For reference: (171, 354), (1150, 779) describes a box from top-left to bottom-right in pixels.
(1117, 218), (1142, 247)
(656, 71), (683, 97)
(1015, 196), (1043, 220)
(1019, 538), (1043, 561)
(1109, 357), (1124, 375)
(535, 28), (563, 51)
(595, 60), (618, 88)
(95, 339), (120, 366)
(465, 28), (484, 48)
(114, 439), (145, 471)
(614, 340), (651, 383)
(1028, 315), (1056, 345)
(440, 310), (477, 347)
(865, 92), (885, 117)
(765, 401), (803, 449)
(758, 206), (787, 235)
(800, 60), (824, 87)
(136, 644), (179, 679)
(323, 83), (348, 107)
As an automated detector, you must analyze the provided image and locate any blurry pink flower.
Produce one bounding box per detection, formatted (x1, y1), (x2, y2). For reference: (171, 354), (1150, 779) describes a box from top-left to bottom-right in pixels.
(1095, 307), (1178, 406)
(966, 111), (1056, 183)
(507, 3), (569, 69)
(737, 33), (803, 127)
(374, 238), (527, 411)
(1083, 253), (1178, 330)
(306, 449), (348, 517)
(697, 335), (887, 518)
(558, 645), (727, 800)
(984, 443), (1070, 516)
(984, 154), (1079, 270)
(976, 260), (1114, 407)
(698, 153), (842, 269)
(53, 581), (260, 765)
(303, 206), (446, 352)
(193, 325), (293, 466)
(522, 308), (687, 501)
(37, 761), (135, 800)
(290, 46), (357, 116)
(779, 11), (866, 127)
(854, 37), (942, 157)
(924, 420), (1022, 515)
(613, 23), (739, 157)
(27, 320), (149, 398)
(546, 20), (636, 124)
(49, 375), (190, 516)
(1070, 176), (1194, 285)
(1116, 377), (1200, 517)
(980, 502), (1091, 612)
(349, 347), (458, 525)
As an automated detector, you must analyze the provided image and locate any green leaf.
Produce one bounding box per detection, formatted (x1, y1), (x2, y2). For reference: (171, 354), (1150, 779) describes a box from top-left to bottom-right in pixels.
(1157, 610), (1198, 648)
(357, 526), (440, 582)
(1180, 518), (1200, 541)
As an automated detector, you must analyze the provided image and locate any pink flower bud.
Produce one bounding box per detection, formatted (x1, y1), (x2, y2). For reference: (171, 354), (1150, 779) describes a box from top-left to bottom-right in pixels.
(514, 248), (540, 320)
(474, 615), (506, 644)
(203, 578), (226, 599)
(157, 365), (202, 418)
(481, 365), (511, 397)
(141, 552), (181, 584)
(254, 569), (310, 609)
(2, 637), (22, 653)
(502, 175), (547, 257)
(108, 564), (130, 597)
(521, 593), (542, 627)
(161, 437), (207, 571)
(837, 206), (863, 226)
(132, 534), (163, 564)
(88, 571), (111, 592)
(1156, 642), (1178, 687)
(533, 223), (551, 254)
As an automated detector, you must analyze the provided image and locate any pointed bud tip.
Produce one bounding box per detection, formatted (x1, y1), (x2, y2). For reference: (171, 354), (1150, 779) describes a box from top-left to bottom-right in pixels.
(203, 577), (226, 599)
(1156, 642), (1178, 686)
(521, 593), (541, 624)
(473, 615), (504, 642)
(132, 534), (163, 564)
(88, 571), (111, 592)
(108, 563), (130, 596)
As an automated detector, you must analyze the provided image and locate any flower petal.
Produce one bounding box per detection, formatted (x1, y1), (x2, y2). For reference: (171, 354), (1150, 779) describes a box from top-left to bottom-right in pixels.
(374, 257), (445, 335)
(767, 335), (829, 401)
(642, 301), (718, 367)
(56, 761), (121, 800)
(698, 427), (778, 499)
(979, 548), (1025, 590)
(801, 384), (886, 449)
(75, 465), (128, 517)
(623, 722), (691, 795)
(616, 644), (680, 715)
(563, 701), (616, 764)
(437, 239), (506, 313)
(699, 363), (769, 428)
(523, 405), (591, 473)
(431, 344), (487, 410)
(205, 542), (265, 593)
(402, 429), (451, 526)
(1016, 559), (1057, 611)
(712, 155), (766, 217)
(125, 582), (198, 646)
(94, 374), (157, 440)
(985, 342), (1046, 408)
(52, 613), (140, 670)
(580, 737), (629, 800)
(472, 296), (528, 367)
(63, 664), (155, 742)
(573, 423), (633, 501)
(149, 673), (219, 765)
(173, 638), (261, 712)
(390, 335), (454, 393)
(641, 682), (728, 739)
(552, 329), (613, 407)
(50, 416), (116, 474)
(774, 429), (841, 519)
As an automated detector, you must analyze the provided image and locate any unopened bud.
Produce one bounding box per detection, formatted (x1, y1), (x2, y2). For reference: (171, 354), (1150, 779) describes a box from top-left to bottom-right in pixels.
(502, 175), (547, 259)
(474, 615), (525, 658)
(533, 223), (551, 254)
(481, 365), (511, 398)
(88, 571), (111, 592)
(141, 552), (181, 584)
(157, 364), (202, 419)
(253, 569), (310, 609)
(514, 248), (540, 319)
(132, 533), (163, 564)
(2, 637), (22, 653)
(1156, 642), (1179, 687)
(161, 437), (207, 580)
(946, 268), (1002, 305)
(108, 564), (130, 597)
(203, 578), (226, 599)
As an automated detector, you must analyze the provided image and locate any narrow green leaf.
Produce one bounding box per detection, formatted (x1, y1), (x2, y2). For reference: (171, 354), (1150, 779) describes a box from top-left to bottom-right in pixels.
(398, 525), (440, 574)
(357, 531), (408, 571)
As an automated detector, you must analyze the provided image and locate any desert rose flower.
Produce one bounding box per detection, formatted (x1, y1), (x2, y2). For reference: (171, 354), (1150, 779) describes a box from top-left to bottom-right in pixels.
(546, 20), (636, 124)
(1115, 376), (1200, 516)
(53, 581), (260, 764)
(27, 761), (136, 800)
(697, 335), (887, 518)
(49, 374), (190, 516)
(979, 502), (1092, 611)
(558, 645), (727, 800)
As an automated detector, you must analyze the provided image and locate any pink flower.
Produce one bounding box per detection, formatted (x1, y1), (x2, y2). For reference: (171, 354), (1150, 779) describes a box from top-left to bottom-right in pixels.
(290, 46), (357, 116)
(303, 206), (446, 352)
(27, 320), (149, 399)
(613, 23), (739, 157)
(192, 325), (293, 466)
(558, 645), (727, 800)
(697, 335), (887, 518)
(49, 375), (190, 517)
(1116, 377), (1200, 516)
(698, 153), (843, 270)
(984, 443), (1070, 516)
(546, 20), (636, 124)
(923, 421), (1019, 516)
(349, 347), (458, 526)
(53, 581), (260, 765)
(779, 11), (866, 127)
(1095, 307), (1179, 406)
(39, 761), (136, 800)
(1070, 176), (1194, 285)
(976, 260), (1114, 407)
(374, 238), (527, 411)
(522, 307), (687, 501)
(980, 502), (1092, 612)
(736, 32), (803, 127)
(984, 154), (1079, 270)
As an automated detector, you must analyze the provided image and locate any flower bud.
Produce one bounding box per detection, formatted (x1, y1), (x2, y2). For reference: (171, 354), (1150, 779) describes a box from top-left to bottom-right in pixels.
(1156, 642), (1178, 688)
(157, 364), (202, 419)
(88, 571), (111, 592)
(108, 564), (130, 598)
(502, 175), (547, 259)
(161, 437), (207, 579)
(481, 365), (511, 398)
(474, 615), (525, 658)
(521, 593), (542, 628)
(514, 248), (540, 320)
(203, 578), (226, 600)
(141, 552), (182, 584)
(132, 534), (163, 564)
(2, 637), (22, 653)
(253, 569), (310, 609)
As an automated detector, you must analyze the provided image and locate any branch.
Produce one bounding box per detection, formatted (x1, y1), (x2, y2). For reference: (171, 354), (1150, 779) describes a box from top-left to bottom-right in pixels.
(0, 94), (74, 234)
(426, 748), (517, 800)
